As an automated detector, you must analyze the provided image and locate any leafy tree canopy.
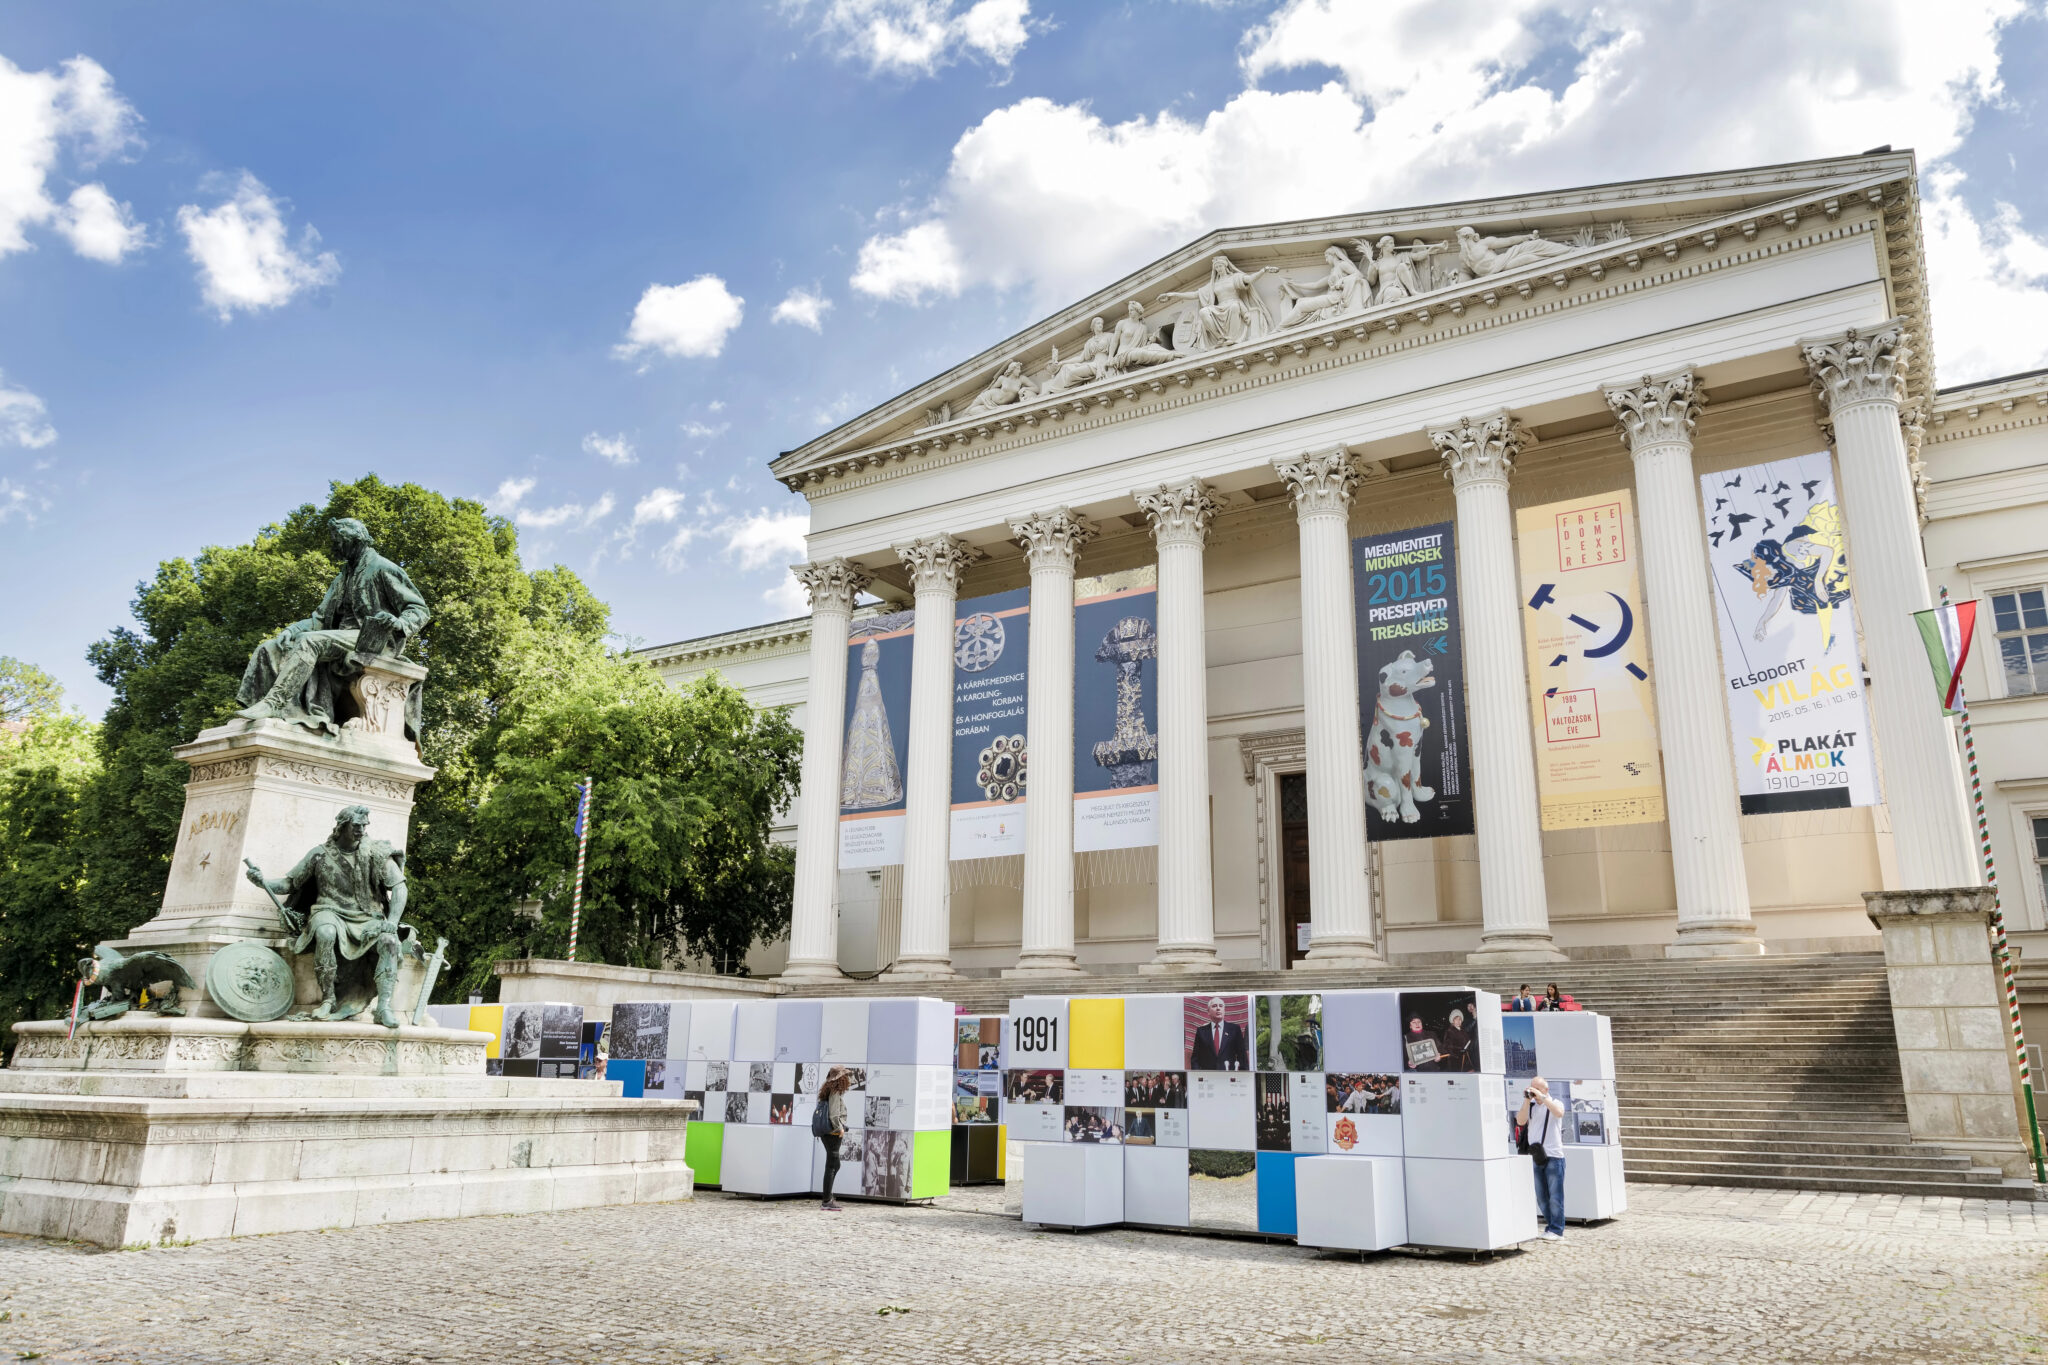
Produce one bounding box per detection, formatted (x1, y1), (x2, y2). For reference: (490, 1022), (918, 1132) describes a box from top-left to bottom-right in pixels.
(0, 709), (104, 1042)
(0, 657), (64, 725)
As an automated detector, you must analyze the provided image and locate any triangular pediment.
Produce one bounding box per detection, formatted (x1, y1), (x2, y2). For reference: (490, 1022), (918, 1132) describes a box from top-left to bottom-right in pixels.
(773, 151), (1926, 491)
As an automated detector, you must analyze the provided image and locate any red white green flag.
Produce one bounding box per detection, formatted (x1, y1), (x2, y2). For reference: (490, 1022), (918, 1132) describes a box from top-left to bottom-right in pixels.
(1914, 599), (1979, 715)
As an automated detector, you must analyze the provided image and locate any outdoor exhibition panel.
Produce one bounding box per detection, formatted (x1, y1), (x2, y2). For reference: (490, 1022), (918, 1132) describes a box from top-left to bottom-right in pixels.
(952, 1014), (1005, 1184)
(1293, 1155), (1407, 1252)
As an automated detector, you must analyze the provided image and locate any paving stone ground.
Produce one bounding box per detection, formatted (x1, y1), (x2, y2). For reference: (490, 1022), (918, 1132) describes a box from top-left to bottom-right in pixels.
(2, 1182), (2045, 1364)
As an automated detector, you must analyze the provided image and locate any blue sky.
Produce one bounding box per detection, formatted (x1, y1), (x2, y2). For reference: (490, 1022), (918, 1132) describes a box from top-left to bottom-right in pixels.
(3, 1), (2045, 716)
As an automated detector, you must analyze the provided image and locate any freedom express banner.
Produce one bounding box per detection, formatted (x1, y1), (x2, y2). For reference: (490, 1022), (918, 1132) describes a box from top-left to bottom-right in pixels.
(1516, 490), (1666, 829)
(1350, 522), (1474, 841)
(950, 588), (1030, 859)
(1701, 451), (1878, 812)
(838, 610), (915, 867)
(1072, 565), (1160, 853)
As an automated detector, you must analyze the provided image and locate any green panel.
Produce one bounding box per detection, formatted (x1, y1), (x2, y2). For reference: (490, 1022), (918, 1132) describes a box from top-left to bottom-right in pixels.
(685, 1121), (723, 1186)
(911, 1128), (952, 1199)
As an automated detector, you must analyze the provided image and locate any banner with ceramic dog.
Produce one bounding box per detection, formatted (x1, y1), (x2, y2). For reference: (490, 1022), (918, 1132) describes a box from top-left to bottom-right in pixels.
(1350, 522), (1475, 841)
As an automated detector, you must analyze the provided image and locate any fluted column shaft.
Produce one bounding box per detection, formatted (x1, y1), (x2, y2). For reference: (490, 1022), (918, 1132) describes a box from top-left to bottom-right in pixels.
(1607, 371), (1762, 956)
(783, 558), (869, 980)
(1138, 481), (1224, 971)
(1432, 413), (1566, 964)
(886, 536), (973, 979)
(1804, 324), (1979, 889)
(1007, 508), (1095, 976)
(1273, 451), (1381, 967)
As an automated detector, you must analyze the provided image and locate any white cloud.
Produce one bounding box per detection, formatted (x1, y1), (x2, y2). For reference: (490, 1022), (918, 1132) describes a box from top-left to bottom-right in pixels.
(772, 286), (834, 331)
(657, 526), (699, 572)
(0, 53), (144, 261)
(680, 420), (730, 441)
(0, 478), (49, 525)
(845, 0), (2045, 381)
(614, 276), (745, 365)
(582, 431), (636, 466)
(486, 477), (535, 515)
(719, 506), (811, 571)
(797, 0), (1033, 77)
(54, 182), (145, 262)
(1922, 168), (2048, 385)
(765, 574), (812, 618)
(0, 373), (57, 450)
(633, 486), (688, 525)
(176, 172), (339, 319)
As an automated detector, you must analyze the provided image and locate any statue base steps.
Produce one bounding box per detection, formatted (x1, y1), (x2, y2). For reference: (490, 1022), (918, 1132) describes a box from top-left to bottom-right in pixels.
(0, 1019), (693, 1248)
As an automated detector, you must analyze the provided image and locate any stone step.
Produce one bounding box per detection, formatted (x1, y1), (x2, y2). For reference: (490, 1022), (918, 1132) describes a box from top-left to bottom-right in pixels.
(1624, 1163), (2039, 1201)
(1622, 1136), (1986, 1165)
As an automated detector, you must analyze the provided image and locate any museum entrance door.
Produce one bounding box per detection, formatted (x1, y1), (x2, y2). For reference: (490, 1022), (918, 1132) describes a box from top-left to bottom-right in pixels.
(1279, 772), (1311, 965)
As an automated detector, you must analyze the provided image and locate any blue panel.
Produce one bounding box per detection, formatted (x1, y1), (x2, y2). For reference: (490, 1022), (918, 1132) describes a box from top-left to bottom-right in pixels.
(1256, 1151), (1300, 1236)
(608, 1058), (646, 1098)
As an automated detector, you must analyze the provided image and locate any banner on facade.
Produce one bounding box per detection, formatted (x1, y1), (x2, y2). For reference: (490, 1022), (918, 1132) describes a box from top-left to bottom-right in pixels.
(1073, 566), (1160, 853)
(950, 588), (1030, 859)
(1350, 522), (1475, 841)
(838, 610), (915, 867)
(1516, 491), (1666, 828)
(1702, 452), (1879, 813)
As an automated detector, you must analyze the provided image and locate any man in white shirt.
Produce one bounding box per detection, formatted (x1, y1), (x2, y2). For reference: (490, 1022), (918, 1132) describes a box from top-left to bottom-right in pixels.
(1517, 1075), (1568, 1239)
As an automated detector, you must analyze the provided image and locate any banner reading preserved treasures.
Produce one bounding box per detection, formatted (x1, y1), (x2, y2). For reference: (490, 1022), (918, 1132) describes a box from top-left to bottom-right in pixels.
(838, 610), (915, 867)
(950, 588), (1030, 859)
(1516, 491), (1666, 828)
(1350, 522), (1475, 842)
(1072, 566), (1160, 853)
(1701, 452), (1879, 812)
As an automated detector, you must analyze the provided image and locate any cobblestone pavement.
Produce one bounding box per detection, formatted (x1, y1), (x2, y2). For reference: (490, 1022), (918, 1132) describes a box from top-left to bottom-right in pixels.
(2, 1182), (2045, 1364)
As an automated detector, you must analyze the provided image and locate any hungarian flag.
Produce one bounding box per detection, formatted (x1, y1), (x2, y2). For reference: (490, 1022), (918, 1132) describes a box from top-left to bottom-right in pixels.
(1914, 599), (1979, 715)
(572, 777), (592, 840)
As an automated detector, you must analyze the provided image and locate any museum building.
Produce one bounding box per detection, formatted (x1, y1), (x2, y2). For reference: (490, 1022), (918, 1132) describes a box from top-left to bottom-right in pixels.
(644, 150), (2048, 983)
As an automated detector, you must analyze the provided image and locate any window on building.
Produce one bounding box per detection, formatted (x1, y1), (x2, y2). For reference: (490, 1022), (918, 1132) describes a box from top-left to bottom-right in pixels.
(1991, 588), (2048, 696)
(2036, 815), (2048, 922)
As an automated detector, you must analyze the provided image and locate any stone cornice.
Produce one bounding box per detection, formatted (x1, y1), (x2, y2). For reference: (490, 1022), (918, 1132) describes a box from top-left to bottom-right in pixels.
(1927, 370), (2048, 445)
(1606, 368), (1706, 450)
(640, 617), (813, 671)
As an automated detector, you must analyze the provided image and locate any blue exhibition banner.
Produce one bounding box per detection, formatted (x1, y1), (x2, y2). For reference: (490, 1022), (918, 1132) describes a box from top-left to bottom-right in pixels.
(839, 609), (915, 868)
(950, 588), (1030, 860)
(1072, 566), (1159, 852)
(1352, 522), (1475, 842)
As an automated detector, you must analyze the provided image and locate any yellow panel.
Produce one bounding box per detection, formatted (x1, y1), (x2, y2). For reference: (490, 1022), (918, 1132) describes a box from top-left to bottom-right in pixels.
(996, 1125), (1006, 1180)
(1068, 997), (1125, 1069)
(470, 1004), (505, 1058)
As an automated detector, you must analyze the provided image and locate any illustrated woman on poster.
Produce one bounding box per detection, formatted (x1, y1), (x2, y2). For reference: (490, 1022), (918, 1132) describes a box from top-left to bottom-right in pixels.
(840, 637), (905, 808)
(1741, 502), (1851, 651)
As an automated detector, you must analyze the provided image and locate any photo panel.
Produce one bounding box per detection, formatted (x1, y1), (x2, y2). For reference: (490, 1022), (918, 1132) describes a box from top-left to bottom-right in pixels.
(1004, 1068), (1064, 1106)
(702, 1060), (730, 1092)
(1568, 1078), (1615, 1145)
(1186, 1148), (1259, 1234)
(644, 1058), (679, 1094)
(500, 1003), (544, 1061)
(1122, 1069), (1187, 1111)
(818, 1133), (863, 1196)
(769, 1094), (795, 1125)
(723, 1092), (750, 1124)
(484, 1057), (504, 1077)
(608, 1002), (672, 1062)
(953, 1093), (1000, 1124)
(1502, 1015), (1538, 1077)
(540, 1005), (583, 1061)
(979, 1016), (1002, 1065)
(1183, 993), (1252, 1072)
(861, 1130), (915, 1200)
(1187, 1069), (1256, 1151)
(794, 1062), (822, 1096)
(1254, 1072), (1292, 1152)
(748, 1062), (774, 1093)
(958, 1017), (984, 1071)
(1397, 990), (1481, 1073)
(1063, 1105), (1124, 1144)
(819, 999), (870, 1065)
(1252, 993), (1324, 1073)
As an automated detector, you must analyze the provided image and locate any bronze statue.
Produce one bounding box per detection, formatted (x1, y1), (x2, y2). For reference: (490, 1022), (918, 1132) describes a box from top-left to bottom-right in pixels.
(244, 804), (425, 1027)
(76, 943), (196, 1021)
(237, 517), (429, 734)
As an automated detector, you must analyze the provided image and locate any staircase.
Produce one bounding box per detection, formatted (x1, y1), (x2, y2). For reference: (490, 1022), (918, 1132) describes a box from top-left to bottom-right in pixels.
(778, 953), (2038, 1200)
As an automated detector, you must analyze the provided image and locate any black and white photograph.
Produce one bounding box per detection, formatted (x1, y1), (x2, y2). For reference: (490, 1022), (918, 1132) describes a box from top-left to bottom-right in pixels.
(1398, 990), (1480, 1072)
(1254, 1072), (1291, 1152)
(1124, 1070), (1187, 1109)
(864, 1094), (894, 1129)
(484, 1058), (504, 1077)
(794, 1062), (822, 1095)
(1064, 1105), (1123, 1144)
(861, 1130), (914, 1200)
(703, 1061), (729, 1092)
(723, 1092), (749, 1124)
(608, 1002), (672, 1061)
(1326, 1073), (1401, 1114)
(748, 1061), (774, 1093)
(501, 1003), (543, 1061)
(1005, 1069), (1063, 1104)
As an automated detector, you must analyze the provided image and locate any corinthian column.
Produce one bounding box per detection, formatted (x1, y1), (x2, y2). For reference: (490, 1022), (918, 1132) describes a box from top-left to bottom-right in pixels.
(1803, 324), (1979, 889)
(1606, 370), (1762, 956)
(783, 557), (870, 981)
(1272, 450), (1382, 968)
(1136, 480), (1224, 972)
(1431, 413), (1566, 964)
(884, 535), (975, 980)
(1005, 507), (1096, 977)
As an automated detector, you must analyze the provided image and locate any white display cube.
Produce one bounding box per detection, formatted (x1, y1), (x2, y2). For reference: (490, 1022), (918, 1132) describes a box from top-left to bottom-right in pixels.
(1532, 1012), (1615, 1081)
(1400, 1074), (1508, 1160)
(1321, 990), (1402, 1073)
(819, 999), (869, 1065)
(722, 1125), (815, 1197)
(1293, 1155), (1407, 1251)
(1123, 1145), (1191, 1228)
(1608, 1146), (1627, 1214)
(688, 1001), (736, 1061)
(1023, 1141), (1124, 1228)
(1559, 1145), (1621, 1221)
(1403, 1155), (1538, 1250)
(1187, 1071), (1256, 1151)
(1326, 1111), (1403, 1157)
(811, 1135), (864, 1196)
(1122, 993), (1185, 1071)
(732, 1001), (779, 1062)
(1471, 991), (1505, 1074)
(868, 997), (954, 1066)
(1007, 996), (1070, 1069)
(775, 1000), (823, 1063)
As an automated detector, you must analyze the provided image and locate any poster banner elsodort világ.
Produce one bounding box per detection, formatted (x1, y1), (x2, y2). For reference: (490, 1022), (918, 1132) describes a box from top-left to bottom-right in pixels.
(950, 587), (1030, 859)
(1072, 565), (1160, 852)
(1515, 490), (1666, 829)
(837, 610), (915, 867)
(1700, 451), (1879, 812)
(1350, 522), (1474, 842)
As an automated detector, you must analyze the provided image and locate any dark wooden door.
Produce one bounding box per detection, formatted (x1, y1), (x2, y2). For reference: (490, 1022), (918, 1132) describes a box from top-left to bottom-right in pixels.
(1279, 772), (1311, 964)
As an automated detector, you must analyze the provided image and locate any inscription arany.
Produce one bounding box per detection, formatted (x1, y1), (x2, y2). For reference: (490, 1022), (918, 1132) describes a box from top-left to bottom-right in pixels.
(258, 757), (414, 803)
(187, 808), (244, 839)
(187, 756), (259, 785)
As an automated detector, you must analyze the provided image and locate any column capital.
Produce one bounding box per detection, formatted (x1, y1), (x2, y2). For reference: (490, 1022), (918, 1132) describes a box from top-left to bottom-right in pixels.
(1431, 411), (1531, 489)
(893, 535), (975, 595)
(1009, 507), (1097, 573)
(1273, 449), (1359, 519)
(1803, 321), (1910, 415)
(792, 557), (870, 614)
(1606, 369), (1707, 451)
(1135, 479), (1223, 549)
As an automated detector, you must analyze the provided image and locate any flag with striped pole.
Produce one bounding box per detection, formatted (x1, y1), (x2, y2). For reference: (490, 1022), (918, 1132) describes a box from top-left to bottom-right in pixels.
(1929, 587), (2045, 1181)
(1914, 597), (1979, 716)
(568, 777), (592, 964)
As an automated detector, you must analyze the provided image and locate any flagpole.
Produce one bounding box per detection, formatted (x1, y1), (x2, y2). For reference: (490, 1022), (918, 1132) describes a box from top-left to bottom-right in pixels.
(569, 776), (591, 965)
(1939, 586), (2046, 1182)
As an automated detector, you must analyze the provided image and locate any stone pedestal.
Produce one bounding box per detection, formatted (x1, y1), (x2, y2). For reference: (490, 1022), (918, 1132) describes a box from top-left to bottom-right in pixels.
(1865, 887), (2040, 1181)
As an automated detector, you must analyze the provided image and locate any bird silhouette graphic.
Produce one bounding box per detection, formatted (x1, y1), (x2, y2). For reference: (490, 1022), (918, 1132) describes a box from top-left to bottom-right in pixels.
(1724, 475), (1743, 489)
(1713, 497), (1728, 511)
(1761, 518), (1776, 534)
(1726, 511), (1756, 537)
(1772, 497), (1791, 517)
(1710, 530), (1725, 547)
(1801, 479), (1821, 497)
(1773, 481), (1789, 494)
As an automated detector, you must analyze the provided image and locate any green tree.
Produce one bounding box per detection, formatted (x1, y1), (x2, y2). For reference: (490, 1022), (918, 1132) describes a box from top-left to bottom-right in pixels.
(0, 657), (65, 725)
(0, 709), (106, 1047)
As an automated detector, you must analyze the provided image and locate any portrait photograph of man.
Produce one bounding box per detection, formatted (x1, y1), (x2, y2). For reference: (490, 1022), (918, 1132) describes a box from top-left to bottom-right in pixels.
(1184, 995), (1251, 1071)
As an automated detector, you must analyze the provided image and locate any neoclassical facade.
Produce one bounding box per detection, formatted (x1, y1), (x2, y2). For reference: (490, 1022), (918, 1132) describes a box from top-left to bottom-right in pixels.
(648, 151), (2018, 981)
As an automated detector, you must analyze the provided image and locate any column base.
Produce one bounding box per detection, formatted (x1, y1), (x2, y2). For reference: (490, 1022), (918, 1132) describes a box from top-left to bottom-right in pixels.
(1002, 951), (1084, 978)
(880, 956), (957, 981)
(778, 958), (846, 983)
(1466, 934), (1568, 965)
(1665, 923), (1767, 958)
(1140, 946), (1226, 975)
(1296, 939), (1386, 970)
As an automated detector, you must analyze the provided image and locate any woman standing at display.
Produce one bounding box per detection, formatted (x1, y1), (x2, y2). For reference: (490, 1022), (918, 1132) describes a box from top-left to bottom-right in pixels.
(816, 1066), (852, 1212)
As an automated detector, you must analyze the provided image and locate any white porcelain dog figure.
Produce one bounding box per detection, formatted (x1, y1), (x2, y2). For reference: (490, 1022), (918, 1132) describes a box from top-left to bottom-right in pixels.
(1365, 650), (1436, 822)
